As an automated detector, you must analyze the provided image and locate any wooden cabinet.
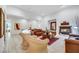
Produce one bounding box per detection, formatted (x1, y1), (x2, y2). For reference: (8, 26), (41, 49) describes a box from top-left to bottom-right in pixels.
(0, 8), (5, 38)
(65, 40), (79, 53)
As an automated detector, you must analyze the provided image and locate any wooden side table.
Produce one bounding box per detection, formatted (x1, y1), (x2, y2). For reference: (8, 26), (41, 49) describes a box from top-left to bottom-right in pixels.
(65, 40), (79, 53)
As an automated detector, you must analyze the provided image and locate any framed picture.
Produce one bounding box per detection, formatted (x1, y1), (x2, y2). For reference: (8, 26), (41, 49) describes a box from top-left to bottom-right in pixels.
(14, 23), (20, 30)
(50, 22), (56, 31)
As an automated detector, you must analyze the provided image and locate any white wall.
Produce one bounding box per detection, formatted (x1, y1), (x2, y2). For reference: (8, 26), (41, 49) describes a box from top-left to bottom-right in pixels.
(29, 16), (52, 30)
(29, 6), (79, 35)
(6, 6), (79, 35)
(8, 19), (29, 34)
(53, 6), (79, 35)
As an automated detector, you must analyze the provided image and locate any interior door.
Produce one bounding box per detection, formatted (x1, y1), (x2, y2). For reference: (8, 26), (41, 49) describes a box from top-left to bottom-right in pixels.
(0, 8), (5, 38)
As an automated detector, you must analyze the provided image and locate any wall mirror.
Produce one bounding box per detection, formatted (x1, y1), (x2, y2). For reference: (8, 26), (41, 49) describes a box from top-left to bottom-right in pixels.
(50, 22), (56, 30)
(49, 19), (56, 31)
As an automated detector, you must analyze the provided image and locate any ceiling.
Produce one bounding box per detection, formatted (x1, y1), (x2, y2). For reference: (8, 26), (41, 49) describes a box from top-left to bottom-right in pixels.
(4, 5), (70, 20)
(13, 5), (62, 15)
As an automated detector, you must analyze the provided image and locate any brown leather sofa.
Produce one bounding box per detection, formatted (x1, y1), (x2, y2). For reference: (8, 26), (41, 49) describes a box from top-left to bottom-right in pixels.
(31, 29), (45, 36)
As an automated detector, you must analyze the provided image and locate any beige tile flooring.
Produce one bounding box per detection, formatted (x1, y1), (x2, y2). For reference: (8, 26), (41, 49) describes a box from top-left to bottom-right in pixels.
(0, 36), (4, 53)
(1, 32), (65, 53)
(5, 32), (25, 53)
(48, 36), (65, 53)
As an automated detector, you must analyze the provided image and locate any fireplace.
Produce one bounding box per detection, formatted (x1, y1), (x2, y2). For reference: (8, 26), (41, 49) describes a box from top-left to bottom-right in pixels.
(59, 21), (72, 34)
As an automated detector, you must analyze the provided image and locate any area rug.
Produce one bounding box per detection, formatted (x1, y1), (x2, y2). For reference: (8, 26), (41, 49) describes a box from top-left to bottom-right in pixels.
(48, 38), (59, 45)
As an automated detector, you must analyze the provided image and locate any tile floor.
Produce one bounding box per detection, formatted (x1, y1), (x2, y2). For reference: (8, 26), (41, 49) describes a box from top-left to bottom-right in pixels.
(0, 32), (65, 53)
(0, 36), (4, 53)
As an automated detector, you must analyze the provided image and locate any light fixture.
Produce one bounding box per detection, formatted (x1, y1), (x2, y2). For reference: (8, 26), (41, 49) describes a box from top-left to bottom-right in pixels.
(74, 27), (78, 29)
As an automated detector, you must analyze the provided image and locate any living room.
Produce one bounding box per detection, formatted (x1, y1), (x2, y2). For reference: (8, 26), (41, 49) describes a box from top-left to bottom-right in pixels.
(0, 5), (79, 53)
